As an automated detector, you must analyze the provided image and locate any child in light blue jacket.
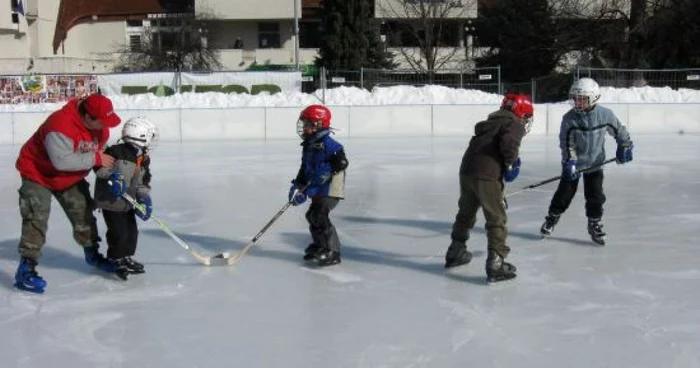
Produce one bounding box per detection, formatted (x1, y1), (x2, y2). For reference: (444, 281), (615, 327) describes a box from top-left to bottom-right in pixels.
(540, 78), (633, 245)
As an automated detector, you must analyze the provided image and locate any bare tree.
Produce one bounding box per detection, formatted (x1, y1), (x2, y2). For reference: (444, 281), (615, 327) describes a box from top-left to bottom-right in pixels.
(376, 0), (477, 72)
(114, 11), (222, 72)
(551, 0), (655, 68)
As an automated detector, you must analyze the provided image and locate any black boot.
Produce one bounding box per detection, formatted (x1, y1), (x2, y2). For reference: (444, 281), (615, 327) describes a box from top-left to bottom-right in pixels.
(110, 258), (130, 281)
(588, 218), (606, 245)
(540, 213), (561, 237)
(314, 249), (341, 267)
(303, 243), (321, 261)
(445, 241), (472, 269)
(123, 257), (145, 274)
(486, 251), (517, 282)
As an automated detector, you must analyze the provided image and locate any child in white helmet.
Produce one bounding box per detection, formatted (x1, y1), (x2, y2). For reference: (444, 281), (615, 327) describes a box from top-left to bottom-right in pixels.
(540, 78), (633, 245)
(94, 117), (159, 280)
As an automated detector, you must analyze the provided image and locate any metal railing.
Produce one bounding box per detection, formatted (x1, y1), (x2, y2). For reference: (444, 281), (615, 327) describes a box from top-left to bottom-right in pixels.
(576, 67), (700, 90)
(303, 66), (502, 97)
(5, 66), (700, 105)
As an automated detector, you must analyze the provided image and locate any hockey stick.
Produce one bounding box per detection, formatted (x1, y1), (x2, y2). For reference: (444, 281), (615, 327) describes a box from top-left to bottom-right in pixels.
(120, 192), (213, 266)
(505, 158), (616, 197)
(213, 186), (309, 266)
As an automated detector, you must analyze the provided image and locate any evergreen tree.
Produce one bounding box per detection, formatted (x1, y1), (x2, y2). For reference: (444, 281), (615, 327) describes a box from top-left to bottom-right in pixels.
(474, 0), (558, 82)
(316, 0), (395, 70)
(643, 0), (700, 68)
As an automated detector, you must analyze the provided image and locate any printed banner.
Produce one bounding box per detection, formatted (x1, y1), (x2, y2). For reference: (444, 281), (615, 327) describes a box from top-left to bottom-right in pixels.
(97, 71), (302, 96)
(0, 74), (98, 104)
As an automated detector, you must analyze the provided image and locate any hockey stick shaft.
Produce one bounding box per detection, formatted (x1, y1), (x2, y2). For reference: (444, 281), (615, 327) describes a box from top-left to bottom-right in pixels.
(121, 192), (212, 265)
(223, 201), (294, 265)
(221, 185), (309, 265)
(505, 158), (616, 197)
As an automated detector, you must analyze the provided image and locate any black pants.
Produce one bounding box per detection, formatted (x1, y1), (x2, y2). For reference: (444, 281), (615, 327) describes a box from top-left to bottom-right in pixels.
(548, 169), (606, 219)
(305, 197), (341, 252)
(102, 210), (139, 259)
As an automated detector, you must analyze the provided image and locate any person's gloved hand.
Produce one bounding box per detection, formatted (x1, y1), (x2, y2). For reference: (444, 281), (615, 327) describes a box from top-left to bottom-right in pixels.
(504, 157), (521, 183)
(288, 184), (307, 206)
(135, 195), (153, 221)
(107, 172), (127, 197)
(564, 159), (579, 181)
(616, 142), (634, 164)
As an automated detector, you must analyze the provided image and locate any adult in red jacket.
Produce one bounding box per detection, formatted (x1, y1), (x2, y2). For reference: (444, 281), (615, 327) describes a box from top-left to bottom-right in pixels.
(14, 93), (122, 293)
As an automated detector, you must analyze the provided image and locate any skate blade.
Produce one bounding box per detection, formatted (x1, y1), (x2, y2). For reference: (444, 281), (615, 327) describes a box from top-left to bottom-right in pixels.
(115, 270), (129, 281)
(445, 259), (472, 269)
(14, 282), (45, 294)
(487, 274), (517, 283)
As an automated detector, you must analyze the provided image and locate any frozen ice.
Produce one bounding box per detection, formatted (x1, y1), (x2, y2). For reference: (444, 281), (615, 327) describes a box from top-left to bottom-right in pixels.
(1, 134), (699, 367)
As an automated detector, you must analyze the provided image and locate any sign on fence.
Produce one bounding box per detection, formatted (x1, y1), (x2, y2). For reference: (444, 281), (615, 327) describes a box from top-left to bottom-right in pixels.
(0, 74), (98, 104)
(98, 71), (302, 96)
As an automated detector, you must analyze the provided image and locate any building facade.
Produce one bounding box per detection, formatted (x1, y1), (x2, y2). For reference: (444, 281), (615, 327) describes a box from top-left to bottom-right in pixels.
(0, 0), (487, 74)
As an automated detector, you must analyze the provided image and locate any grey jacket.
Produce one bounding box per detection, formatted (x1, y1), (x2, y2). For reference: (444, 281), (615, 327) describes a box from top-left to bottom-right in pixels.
(559, 105), (632, 172)
(94, 143), (151, 212)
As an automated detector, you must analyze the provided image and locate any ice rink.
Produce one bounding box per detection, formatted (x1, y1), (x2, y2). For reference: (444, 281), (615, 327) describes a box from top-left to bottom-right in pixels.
(0, 134), (699, 368)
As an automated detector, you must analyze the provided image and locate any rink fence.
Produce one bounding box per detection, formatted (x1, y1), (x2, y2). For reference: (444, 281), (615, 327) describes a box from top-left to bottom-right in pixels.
(1, 103), (699, 145)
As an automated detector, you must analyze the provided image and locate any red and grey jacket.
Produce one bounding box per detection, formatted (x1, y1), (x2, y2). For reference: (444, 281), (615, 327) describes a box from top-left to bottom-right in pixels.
(15, 99), (109, 191)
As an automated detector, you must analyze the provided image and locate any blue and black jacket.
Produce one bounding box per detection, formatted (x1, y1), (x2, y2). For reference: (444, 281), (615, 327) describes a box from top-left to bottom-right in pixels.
(293, 129), (348, 198)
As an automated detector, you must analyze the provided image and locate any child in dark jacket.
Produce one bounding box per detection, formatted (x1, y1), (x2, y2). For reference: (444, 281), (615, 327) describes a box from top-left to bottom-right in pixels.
(445, 94), (533, 282)
(288, 105), (349, 267)
(94, 117), (159, 280)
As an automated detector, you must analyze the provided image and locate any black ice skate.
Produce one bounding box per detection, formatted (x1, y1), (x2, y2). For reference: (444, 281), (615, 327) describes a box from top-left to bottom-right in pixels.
(314, 249), (341, 267)
(303, 243), (321, 261)
(445, 242), (473, 269)
(110, 258), (131, 281)
(486, 251), (517, 282)
(540, 214), (561, 238)
(123, 257), (145, 274)
(588, 218), (606, 245)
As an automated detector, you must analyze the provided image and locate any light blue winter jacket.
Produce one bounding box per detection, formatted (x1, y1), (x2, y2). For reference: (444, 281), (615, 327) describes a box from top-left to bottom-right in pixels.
(559, 105), (632, 172)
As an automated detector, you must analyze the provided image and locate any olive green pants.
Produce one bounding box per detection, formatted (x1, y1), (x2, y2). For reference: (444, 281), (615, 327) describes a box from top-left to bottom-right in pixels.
(18, 178), (99, 260)
(450, 174), (510, 258)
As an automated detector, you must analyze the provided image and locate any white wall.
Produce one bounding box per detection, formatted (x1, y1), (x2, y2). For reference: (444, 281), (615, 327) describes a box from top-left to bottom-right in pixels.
(63, 22), (125, 57)
(196, 0), (296, 19)
(1, 104), (699, 145)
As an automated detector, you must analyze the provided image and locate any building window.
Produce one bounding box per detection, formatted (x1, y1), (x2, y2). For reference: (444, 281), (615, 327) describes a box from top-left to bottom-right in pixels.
(129, 34), (142, 51)
(258, 22), (280, 48)
(11, 13), (19, 24)
(127, 19), (143, 28)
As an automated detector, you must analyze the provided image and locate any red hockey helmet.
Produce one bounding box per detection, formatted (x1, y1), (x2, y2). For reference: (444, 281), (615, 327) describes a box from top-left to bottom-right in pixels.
(297, 104), (332, 138)
(501, 93), (533, 119)
(501, 93), (534, 133)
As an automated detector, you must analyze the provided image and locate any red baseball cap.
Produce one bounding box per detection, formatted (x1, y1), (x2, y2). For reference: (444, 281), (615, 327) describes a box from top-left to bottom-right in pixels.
(82, 94), (121, 128)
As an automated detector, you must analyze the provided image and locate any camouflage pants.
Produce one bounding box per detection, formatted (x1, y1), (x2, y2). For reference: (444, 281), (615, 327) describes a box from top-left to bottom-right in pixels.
(450, 175), (510, 258)
(18, 178), (99, 260)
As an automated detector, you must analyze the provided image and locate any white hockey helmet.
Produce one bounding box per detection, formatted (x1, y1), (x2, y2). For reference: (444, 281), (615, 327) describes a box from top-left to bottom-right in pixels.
(121, 116), (160, 150)
(569, 77), (600, 113)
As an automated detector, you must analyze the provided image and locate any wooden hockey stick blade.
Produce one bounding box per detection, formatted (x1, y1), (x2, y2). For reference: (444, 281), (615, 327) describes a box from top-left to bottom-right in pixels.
(120, 192), (213, 266)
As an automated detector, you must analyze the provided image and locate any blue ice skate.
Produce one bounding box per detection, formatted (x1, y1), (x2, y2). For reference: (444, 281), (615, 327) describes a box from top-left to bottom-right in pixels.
(84, 246), (117, 273)
(15, 257), (47, 294)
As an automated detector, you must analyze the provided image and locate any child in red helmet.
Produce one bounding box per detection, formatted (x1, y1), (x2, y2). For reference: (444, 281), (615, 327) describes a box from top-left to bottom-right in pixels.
(445, 93), (533, 282)
(288, 104), (349, 266)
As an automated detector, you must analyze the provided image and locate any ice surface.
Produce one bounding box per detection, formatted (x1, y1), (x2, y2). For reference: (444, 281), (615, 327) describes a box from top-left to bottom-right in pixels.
(1, 134), (699, 367)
